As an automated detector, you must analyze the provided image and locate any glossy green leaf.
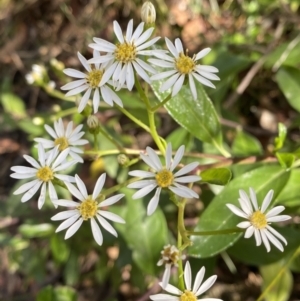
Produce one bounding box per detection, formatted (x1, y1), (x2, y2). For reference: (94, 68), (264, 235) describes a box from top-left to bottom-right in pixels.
(0, 92), (26, 118)
(189, 165), (290, 258)
(276, 67), (300, 113)
(274, 123), (287, 151)
(19, 223), (54, 238)
(113, 188), (168, 275)
(276, 152), (295, 169)
(151, 79), (225, 152)
(260, 261), (293, 301)
(228, 227), (300, 265)
(277, 169), (300, 207)
(201, 168), (232, 185)
(232, 130), (263, 156)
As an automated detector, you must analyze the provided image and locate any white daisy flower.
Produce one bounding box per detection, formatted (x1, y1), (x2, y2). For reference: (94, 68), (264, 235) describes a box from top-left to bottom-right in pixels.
(51, 173), (125, 246)
(149, 38), (220, 99)
(88, 19), (164, 91)
(157, 244), (186, 289)
(34, 118), (88, 163)
(226, 188), (291, 252)
(11, 144), (76, 209)
(127, 143), (200, 216)
(150, 261), (223, 301)
(61, 50), (123, 113)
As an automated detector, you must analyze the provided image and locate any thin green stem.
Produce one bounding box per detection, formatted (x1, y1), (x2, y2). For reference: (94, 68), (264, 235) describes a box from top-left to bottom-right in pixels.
(101, 177), (139, 197)
(177, 204), (185, 291)
(42, 85), (75, 102)
(212, 140), (231, 158)
(116, 105), (151, 133)
(148, 110), (166, 154)
(186, 228), (244, 236)
(150, 93), (172, 112)
(93, 133), (99, 150)
(55, 107), (78, 119)
(98, 126), (125, 152)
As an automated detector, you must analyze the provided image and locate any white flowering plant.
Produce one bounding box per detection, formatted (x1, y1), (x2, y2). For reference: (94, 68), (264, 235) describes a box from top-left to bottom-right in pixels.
(3, 1), (300, 300)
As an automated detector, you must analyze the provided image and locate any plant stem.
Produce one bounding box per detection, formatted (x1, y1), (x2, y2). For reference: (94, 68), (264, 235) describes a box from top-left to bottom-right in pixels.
(98, 126), (125, 153)
(101, 177), (139, 197)
(151, 93), (172, 112)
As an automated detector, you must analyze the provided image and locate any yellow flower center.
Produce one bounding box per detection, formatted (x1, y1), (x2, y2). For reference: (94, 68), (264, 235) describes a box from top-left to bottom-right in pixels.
(180, 290), (197, 301)
(155, 169), (174, 188)
(86, 69), (103, 88)
(250, 211), (267, 229)
(175, 52), (195, 74)
(54, 137), (69, 151)
(115, 42), (137, 63)
(36, 166), (54, 182)
(77, 198), (98, 221)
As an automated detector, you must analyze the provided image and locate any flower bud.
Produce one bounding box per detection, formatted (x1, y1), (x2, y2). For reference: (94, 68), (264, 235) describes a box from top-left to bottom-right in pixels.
(117, 154), (130, 166)
(87, 115), (100, 133)
(141, 1), (156, 25)
(25, 64), (46, 85)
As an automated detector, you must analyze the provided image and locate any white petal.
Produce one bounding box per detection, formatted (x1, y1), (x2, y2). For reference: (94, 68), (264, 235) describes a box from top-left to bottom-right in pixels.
(146, 147), (163, 170)
(237, 221), (251, 229)
(21, 181), (42, 202)
(238, 197), (252, 216)
(266, 225), (288, 245)
(132, 60), (151, 84)
(24, 154), (41, 169)
(113, 20), (124, 43)
(52, 199), (79, 207)
(140, 153), (160, 171)
(128, 170), (155, 178)
(195, 48), (211, 61)
(10, 173), (35, 179)
(150, 294), (179, 301)
(37, 143), (46, 166)
(254, 228), (262, 246)
(266, 206), (285, 218)
(163, 283), (182, 295)
(65, 84), (89, 97)
(75, 174), (88, 199)
(48, 181), (58, 203)
(126, 62), (135, 90)
(161, 264), (171, 289)
(267, 215), (291, 222)
(249, 187), (259, 211)
(65, 218), (84, 239)
(132, 184), (157, 199)
(193, 267), (205, 293)
(264, 229), (283, 252)
(92, 173), (106, 200)
(54, 174), (76, 183)
(192, 73), (215, 89)
(11, 166), (37, 174)
(165, 37), (179, 58)
(97, 215), (118, 237)
(197, 71), (220, 81)
(261, 190), (274, 213)
(169, 184), (198, 199)
(188, 73), (197, 99)
(226, 204), (248, 219)
(37, 182), (47, 209)
(56, 214), (80, 232)
(65, 181), (85, 201)
(136, 36), (160, 51)
(93, 88), (100, 113)
(13, 179), (40, 195)
(170, 145), (185, 171)
(244, 225), (255, 238)
(63, 68), (86, 79)
(184, 261), (192, 291)
(174, 38), (184, 53)
(147, 188), (161, 216)
(151, 70), (177, 81)
(196, 65), (219, 73)
(195, 275), (217, 296)
(98, 211), (125, 224)
(51, 148), (69, 169)
(171, 74), (185, 97)
(135, 27), (154, 47)
(125, 19), (133, 41)
(44, 124), (58, 139)
(165, 143), (172, 169)
(174, 162), (199, 177)
(98, 194), (124, 207)
(160, 73), (180, 92)
(260, 229), (271, 252)
(77, 52), (91, 72)
(174, 175), (200, 183)
(61, 79), (87, 91)
(148, 58), (174, 68)
(127, 180), (156, 189)
(78, 88), (92, 113)
(100, 85), (114, 106)
(90, 218), (103, 245)
(51, 210), (78, 221)
(131, 22), (144, 42)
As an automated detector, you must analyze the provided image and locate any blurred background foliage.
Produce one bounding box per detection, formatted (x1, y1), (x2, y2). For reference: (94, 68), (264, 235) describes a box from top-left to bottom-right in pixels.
(1, 0), (300, 300)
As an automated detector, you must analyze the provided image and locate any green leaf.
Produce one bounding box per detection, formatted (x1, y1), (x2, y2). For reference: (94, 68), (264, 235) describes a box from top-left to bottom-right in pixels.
(228, 227), (300, 265)
(274, 123), (287, 151)
(113, 188), (168, 275)
(200, 168), (232, 185)
(37, 286), (54, 301)
(277, 169), (300, 207)
(188, 165), (290, 258)
(276, 67), (300, 113)
(276, 152), (295, 169)
(260, 261), (293, 301)
(19, 223), (54, 238)
(50, 235), (70, 264)
(0, 92), (26, 118)
(151, 79), (225, 153)
(232, 130), (263, 156)
(53, 286), (77, 301)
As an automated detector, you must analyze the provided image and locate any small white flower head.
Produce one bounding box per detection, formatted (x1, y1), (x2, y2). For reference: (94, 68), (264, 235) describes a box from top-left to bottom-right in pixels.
(61, 50), (123, 113)
(149, 38), (220, 99)
(51, 173), (125, 246)
(88, 19), (164, 91)
(127, 143), (200, 216)
(226, 188), (291, 252)
(25, 64), (46, 85)
(141, 1), (156, 25)
(150, 261), (223, 301)
(157, 244), (186, 289)
(34, 118), (88, 163)
(10, 144), (77, 209)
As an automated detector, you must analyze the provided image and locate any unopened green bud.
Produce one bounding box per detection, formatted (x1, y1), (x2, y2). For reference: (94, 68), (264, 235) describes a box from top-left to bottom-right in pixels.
(87, 115), (100, 133)
(141, 1), (156, 25)
(50, 58), (65, 72)
(118, 154), (129, 166)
